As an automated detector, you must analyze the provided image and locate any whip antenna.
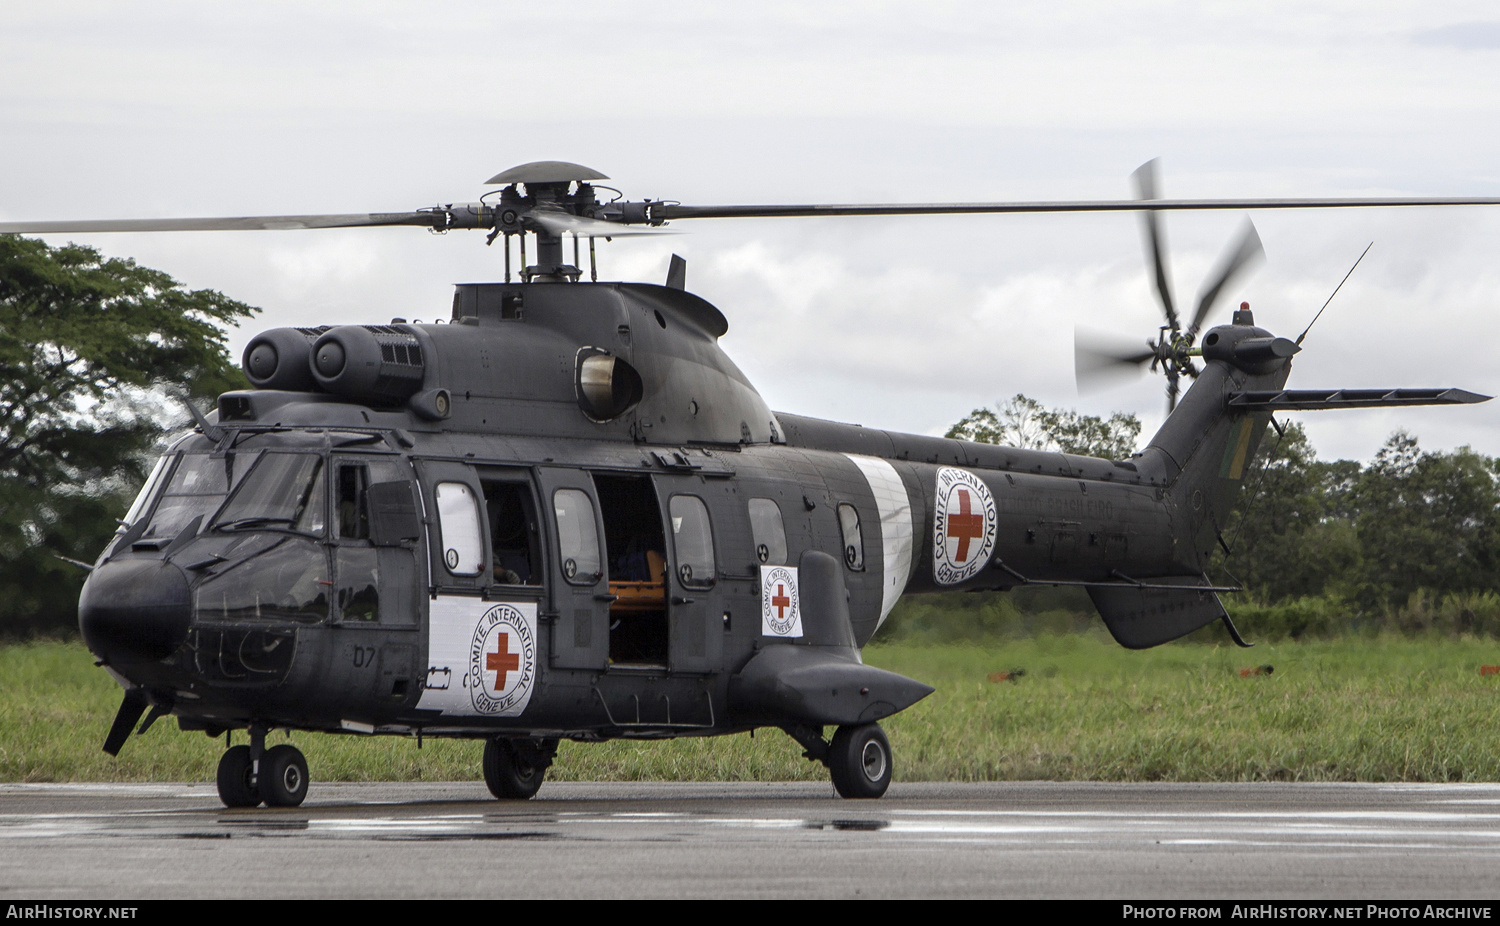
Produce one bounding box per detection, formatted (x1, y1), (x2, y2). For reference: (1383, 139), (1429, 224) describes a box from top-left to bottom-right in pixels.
(1296, 241), (1373, 346)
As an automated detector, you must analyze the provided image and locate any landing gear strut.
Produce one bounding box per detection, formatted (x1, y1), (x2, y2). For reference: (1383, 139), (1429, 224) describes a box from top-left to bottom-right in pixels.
(783, 722), (893, 799)
(215, 726), (309, 808)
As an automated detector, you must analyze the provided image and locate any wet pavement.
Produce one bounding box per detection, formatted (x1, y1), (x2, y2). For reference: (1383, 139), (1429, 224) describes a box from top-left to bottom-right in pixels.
(3, 781), (1499, 898)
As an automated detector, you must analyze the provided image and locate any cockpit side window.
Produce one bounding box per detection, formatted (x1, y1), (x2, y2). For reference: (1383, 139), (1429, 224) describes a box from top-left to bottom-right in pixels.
(337, 464), (370, 539)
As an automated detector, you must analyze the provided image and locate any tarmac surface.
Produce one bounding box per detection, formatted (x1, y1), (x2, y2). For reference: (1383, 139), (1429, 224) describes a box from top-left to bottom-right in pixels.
(3, 780), (1500, 899)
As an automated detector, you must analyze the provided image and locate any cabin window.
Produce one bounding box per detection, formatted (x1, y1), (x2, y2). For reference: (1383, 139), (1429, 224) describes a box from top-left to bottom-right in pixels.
(669, 495), (716, 588)
(837, 503), (864, 571)
(553, 489), (602, 585)
(482, 481), (540, 586)
(748, 498), (787, 565)
(435, 482), (484, 576)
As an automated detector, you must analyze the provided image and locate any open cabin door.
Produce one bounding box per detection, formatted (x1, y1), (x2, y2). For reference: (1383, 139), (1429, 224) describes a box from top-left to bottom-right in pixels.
(593, 472), (671, 670)
(533, 467), (609, 670)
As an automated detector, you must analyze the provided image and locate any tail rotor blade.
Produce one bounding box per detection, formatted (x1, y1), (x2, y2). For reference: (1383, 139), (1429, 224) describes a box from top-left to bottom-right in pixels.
(1132, 160), (1180, 330)
(1188, 219), (1264, 336)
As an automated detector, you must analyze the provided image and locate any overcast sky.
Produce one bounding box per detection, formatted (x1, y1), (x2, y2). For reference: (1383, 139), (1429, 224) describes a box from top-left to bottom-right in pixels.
(4, 1), (1499, 461)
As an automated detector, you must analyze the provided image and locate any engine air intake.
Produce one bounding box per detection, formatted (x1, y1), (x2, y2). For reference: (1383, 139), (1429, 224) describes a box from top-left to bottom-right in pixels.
(310, 325), (427, 405)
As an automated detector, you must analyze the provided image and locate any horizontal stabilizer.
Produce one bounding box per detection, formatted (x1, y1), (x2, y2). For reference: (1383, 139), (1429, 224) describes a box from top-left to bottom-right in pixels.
(1227, 388), (1490, 411)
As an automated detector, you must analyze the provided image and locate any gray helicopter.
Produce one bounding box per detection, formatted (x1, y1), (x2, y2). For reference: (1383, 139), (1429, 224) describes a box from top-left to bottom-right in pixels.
(7, 160), (1487, 807)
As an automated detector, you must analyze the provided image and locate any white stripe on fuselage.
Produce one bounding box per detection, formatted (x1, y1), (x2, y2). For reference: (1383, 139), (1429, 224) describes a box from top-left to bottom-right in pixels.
(844, 454), (914, 629)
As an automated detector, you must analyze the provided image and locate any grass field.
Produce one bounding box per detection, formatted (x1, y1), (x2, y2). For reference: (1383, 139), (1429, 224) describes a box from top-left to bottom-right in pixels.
(4, 635), (1500, 785)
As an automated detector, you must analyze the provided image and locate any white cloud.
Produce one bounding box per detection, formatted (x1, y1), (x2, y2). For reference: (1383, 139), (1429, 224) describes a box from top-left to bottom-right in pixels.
(2, 1), (1497, 461)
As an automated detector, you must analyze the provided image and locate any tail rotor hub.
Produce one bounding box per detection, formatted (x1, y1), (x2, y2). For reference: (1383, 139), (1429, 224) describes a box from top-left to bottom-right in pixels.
(1074, 159), (1264, 412)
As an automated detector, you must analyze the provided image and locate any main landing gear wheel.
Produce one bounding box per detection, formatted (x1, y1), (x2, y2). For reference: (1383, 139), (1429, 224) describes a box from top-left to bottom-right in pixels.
(483, 737), (554, 800)
(216, 744), (260, 808)
(261, 744), (309, 807)
(828, 723), (892, 799)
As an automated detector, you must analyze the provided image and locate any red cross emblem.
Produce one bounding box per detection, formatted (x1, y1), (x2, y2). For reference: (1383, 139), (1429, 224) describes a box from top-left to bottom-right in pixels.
(772, 584), (791, 621)
(486, 633), (520, 692)
(946, 487), (985, 562)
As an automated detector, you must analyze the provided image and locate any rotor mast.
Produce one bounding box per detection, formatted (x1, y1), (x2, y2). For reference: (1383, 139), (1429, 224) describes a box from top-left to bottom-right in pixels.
(486, 161), (609, 283)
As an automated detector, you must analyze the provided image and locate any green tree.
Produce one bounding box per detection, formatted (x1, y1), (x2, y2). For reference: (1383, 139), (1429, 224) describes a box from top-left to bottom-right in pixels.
(0, 235), (257, 637)
(945, 395), (1048, 447)
(1222, 421), (1362, 601)
(946, 394), (1142, 460)
(1225, 425), (1500, 609)
(1349, 432), (1500, 608)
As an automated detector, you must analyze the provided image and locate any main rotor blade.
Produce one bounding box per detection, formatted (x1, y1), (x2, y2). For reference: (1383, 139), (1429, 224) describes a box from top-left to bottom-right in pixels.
(1075, 328), (1157, 393)
(1188, 220), (1264, 336)
(13, 194), (1500, 236)
(0, 212), (445, 234)
(528, 211), (668, 238)
(654, 195), (1500, 221)
(1132, 160), (1179, 330)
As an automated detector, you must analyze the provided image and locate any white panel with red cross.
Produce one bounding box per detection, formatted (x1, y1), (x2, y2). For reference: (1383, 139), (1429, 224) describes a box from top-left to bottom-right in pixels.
(932, 467), (998, 585)
(760, 564), (803, 637)
(416, 597), (538, 717)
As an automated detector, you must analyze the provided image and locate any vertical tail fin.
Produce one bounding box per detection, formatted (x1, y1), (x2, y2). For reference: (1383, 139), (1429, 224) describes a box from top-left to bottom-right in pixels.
(1090, 316), (1293, 648)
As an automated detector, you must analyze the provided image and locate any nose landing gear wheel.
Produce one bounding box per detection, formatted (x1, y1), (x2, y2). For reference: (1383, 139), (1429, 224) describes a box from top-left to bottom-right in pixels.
(828, 723), (892, 799)
(483, 737), (554, 800)
(261, 744), (309, 807)
(216, 744), (261, 808)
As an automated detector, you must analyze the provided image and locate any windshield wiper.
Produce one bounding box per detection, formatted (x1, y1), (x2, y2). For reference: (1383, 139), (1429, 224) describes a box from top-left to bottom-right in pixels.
(214, 516), (296, 532)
